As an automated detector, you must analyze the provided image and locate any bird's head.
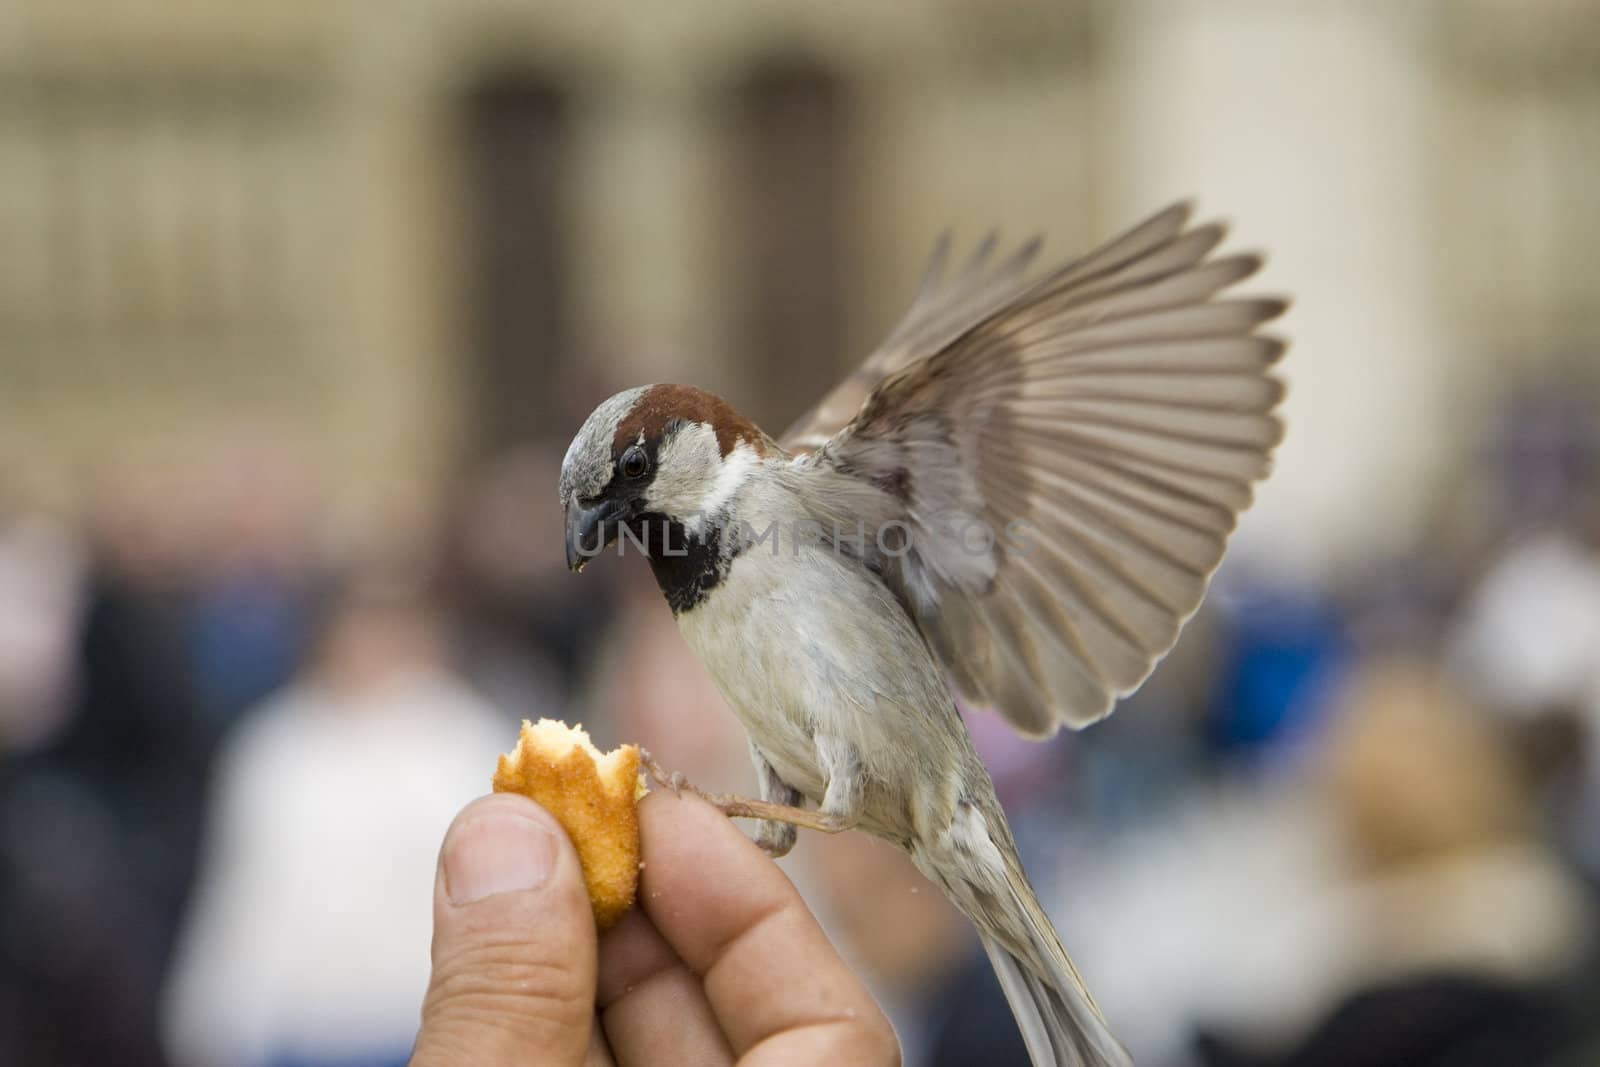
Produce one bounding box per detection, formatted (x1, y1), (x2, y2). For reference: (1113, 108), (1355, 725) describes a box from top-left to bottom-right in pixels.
(559, 384), (772, 571)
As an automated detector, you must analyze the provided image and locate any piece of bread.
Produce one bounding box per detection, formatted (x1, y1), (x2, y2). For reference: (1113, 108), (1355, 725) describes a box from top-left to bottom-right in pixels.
(492, 718), (647, 929)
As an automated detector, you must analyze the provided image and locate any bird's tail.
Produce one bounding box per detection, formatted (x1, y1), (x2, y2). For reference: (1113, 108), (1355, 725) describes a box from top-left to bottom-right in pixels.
(980, 876), (1131, 1067)
(918, 802), (1132, 1067)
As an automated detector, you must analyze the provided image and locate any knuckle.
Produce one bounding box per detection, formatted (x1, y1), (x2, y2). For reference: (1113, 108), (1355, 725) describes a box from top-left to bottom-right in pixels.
(813, 1014), (902, 1066)
(424, 937), (589, 1033)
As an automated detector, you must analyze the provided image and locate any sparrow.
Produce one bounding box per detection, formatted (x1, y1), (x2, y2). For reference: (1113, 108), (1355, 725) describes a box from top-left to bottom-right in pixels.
(560, 202), (1285, 1067)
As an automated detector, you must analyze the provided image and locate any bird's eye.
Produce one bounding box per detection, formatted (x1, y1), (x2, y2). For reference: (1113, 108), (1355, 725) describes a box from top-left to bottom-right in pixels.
(620, 446), (649, 481)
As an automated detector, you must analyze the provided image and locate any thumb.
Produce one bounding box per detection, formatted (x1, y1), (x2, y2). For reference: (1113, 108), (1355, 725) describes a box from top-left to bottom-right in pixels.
(412, 794), (598, 1067)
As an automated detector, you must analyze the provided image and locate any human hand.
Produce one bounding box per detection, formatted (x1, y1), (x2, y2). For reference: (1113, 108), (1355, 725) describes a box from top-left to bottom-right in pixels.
(410, 788), (901, 1066)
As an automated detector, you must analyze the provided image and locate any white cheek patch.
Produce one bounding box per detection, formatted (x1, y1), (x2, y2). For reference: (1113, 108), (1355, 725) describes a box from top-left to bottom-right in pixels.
(645, 425), (760, 530)
(645, 423), (720, 517)
(700, 441), (760, 518)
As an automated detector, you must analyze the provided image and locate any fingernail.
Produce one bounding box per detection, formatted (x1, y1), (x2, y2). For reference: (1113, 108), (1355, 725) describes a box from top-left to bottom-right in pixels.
(445, 809), (558, 905)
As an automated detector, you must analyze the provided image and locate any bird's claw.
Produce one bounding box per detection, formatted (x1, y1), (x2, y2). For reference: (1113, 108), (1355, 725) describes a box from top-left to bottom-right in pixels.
(640, 748), (692, 797)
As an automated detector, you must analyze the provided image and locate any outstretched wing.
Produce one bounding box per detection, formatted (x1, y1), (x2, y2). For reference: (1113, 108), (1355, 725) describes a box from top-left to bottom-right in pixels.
(782, 229), (1047, 454)
(800, 203), (1286, 734)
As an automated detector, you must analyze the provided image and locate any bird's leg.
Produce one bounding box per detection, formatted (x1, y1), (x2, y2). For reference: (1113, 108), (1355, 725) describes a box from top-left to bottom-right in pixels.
(751, 744), (800, 858)
(813, 734), (864, 834)
(639, 748), (842, 837)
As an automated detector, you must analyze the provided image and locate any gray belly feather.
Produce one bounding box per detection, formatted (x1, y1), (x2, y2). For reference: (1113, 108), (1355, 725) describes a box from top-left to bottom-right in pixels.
(676, 544), (969, 841)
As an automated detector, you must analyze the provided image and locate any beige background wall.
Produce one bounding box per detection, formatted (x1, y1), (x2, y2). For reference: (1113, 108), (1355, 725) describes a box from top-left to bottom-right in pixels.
(0, 0), (1595, 572)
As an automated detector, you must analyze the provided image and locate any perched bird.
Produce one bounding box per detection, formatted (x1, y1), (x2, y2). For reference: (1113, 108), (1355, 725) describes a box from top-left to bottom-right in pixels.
(560, 202), (1286, 1067)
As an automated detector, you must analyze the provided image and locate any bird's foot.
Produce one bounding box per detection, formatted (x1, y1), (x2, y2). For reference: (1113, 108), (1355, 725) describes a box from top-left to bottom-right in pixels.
(640, 749), (850, 837)
(640, 748), (689, 794)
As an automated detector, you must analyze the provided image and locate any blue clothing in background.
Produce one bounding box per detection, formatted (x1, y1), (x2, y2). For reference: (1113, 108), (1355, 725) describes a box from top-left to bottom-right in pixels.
(1210, 585), (1347, 754)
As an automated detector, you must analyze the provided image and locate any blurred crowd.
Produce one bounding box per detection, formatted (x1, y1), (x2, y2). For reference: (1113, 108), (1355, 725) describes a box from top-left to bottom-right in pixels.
(2, 377), (1599, 1067)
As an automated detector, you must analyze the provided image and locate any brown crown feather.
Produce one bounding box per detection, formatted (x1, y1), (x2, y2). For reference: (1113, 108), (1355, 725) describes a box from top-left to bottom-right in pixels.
(611, 384), (771, 458)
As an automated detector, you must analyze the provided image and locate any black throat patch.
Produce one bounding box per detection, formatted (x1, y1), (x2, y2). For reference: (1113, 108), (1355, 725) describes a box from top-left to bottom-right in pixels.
(630, 514), (733, 614)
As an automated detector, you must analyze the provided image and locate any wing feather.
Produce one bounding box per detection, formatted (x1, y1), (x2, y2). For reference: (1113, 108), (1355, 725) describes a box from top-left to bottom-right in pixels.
(795, 202), (1286, 732)
(782, 228), (1047, 452)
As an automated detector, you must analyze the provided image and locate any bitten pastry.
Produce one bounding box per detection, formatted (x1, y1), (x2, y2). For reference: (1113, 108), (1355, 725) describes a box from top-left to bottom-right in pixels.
(492, 718), (646, 929)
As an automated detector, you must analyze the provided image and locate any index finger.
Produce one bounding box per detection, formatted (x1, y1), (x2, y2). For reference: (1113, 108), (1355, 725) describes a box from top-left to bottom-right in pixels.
(635, 791), (900, 1065)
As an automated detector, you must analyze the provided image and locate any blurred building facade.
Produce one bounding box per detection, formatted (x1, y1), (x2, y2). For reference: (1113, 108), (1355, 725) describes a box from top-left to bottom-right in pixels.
(1, 0), (1596, 571)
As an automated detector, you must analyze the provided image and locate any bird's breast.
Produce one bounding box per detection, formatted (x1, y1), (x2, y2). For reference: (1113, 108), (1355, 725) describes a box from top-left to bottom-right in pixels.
(675, 541), (959, 814)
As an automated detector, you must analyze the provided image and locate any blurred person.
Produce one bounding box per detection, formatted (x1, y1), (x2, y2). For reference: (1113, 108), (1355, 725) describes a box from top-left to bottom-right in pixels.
(1204, 661), (1596, 1067)
(1050, 771), (1349, 1065)
(1316, 664), (1589, 983)
(1, 470), (214, 1067)
(1429, 376), (1600, 906)
(181, 431), (323, 734)
(55, 464), (213, 840)
(1442, 378), (1600, 704)
(1, 765), (175, 1067)
(1445, 527), (1600, 724)
(1445, 527), (1600, 874)
(162, 570), (509, 1067)
(0, 511), (86, 751)
(1031, 659), (1597, 1067)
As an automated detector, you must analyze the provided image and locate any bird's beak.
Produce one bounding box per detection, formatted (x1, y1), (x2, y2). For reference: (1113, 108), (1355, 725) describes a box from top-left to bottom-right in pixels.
(565, 497), (621, 573)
